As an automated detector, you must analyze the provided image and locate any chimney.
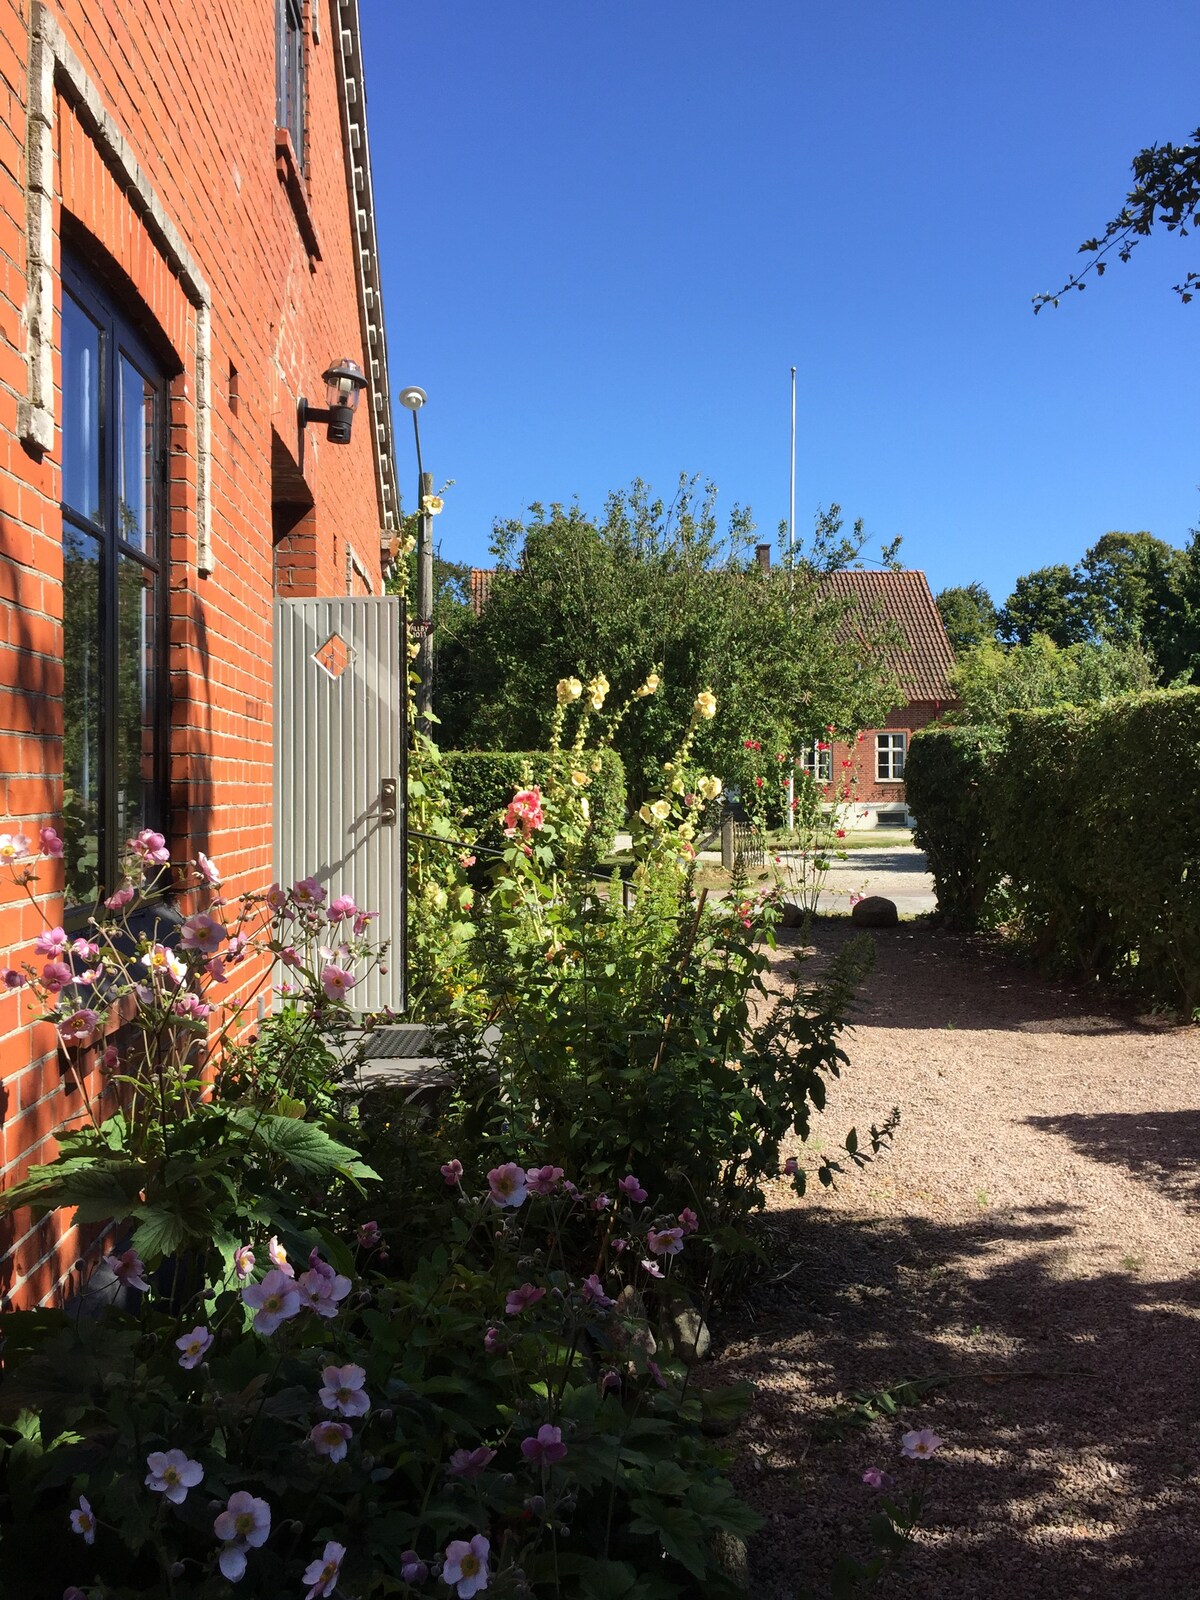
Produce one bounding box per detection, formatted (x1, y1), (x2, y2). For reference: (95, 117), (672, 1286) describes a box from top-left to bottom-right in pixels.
(755, 543), (771, 572)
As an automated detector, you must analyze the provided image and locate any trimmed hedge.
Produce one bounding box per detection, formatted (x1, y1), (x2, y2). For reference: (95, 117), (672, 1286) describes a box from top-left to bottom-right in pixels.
(444, 748), (627, 852)
(910, 690), (1200, 1013)
(993, 689), (1200, 1013)
(906, 724), (1005, 929)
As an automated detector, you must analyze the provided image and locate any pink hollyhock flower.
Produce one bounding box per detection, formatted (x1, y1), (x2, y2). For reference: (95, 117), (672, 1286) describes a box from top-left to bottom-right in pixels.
(592, 1193), (610, 1212)
(836, 829), (847, 840)
(901, 1428), (943, 1460)
(401, 1551), (429, 1584)
(647, 1360), (667, 1388)
(173, 992), (211, 1022)
(487, 1163), (528, 1207)
(601, 1368), (620, 1392)
(525, 1164), (564, 1195)
(180, 912), (223, 953)
(309, 1420), (354, 1462)
(130, 829), (169, 864)
(483, 1326), (502, 1353)
(59, 1008), (99, 1047)
(327, 894), (356, 921)
(102, 1044), (120, 1069)
(449, 1445), (496, 1479)
(783, 1156), (800, 1177)
(41, 960), (72, 992)
(581, 1273), (614, 1309)
(352, 909), (379, 936)
(293, 875), (327, 906)
(242, 1268), (301, 1335)
(105, 1248), (150, 1293)
(70, 1494), (96, 1544)
(0, 832), (30, 861)
(521, 1424), (567, 1466)
(440, 1158), (464, 1186)
(34, 926), (68, 956)
(144, 1448), (203, 1504)
(71, 937), (99, 962)
(319, 1363), (370, 1417)
(678, 1207), (699, 1234)
(278, 944), (301, 968)
(267, 1236), (294, 1276)
(233, 1243), (255, 1279)
(503, 786), (544, 839)
(862, 1466), (893, 1488)
(205, 954), (228, 983)
(2, 968), (25, 988)
(176, 1325), (213, 1369)
(611, 1237), (627, 1253)
(303, 1540), (346, 1600)
(442, 1534), (490, 1599)
(640, 1257), (664, 1279)
(297, 1263), (352, 1318)
(39, 825), (64, 857)
(321, 962), (356, 1002)
(505, 1282), (546, 1315)
(618, 1174), (648, 1204)
(197, 851), (220, 884)
(105, 885), (135, 910)
(265, 882), (288, 912)
(646, 1226), (684, 1257)
(226, 932), (249, 962)
(357, 1219), (381, 1248)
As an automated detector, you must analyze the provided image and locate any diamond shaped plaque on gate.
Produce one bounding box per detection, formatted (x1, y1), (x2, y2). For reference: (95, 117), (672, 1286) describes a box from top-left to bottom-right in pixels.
(313, 632), (354, 680)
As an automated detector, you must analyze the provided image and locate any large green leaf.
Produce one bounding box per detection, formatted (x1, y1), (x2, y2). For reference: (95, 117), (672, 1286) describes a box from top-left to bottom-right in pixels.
(226, 1110), (379, 1182)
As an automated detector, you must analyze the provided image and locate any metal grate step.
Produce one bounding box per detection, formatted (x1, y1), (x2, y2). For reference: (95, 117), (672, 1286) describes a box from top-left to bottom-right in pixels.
(362, 1024), (434, 1059)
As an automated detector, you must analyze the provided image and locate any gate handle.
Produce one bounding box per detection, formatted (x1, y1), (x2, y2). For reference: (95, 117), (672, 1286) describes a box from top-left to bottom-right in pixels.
(380, 778), (398, 826)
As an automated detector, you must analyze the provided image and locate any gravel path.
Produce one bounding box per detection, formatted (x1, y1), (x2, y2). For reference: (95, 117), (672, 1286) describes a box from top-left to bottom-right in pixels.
(713, 921), (1200, 1598)
(814, 843), (937, 916)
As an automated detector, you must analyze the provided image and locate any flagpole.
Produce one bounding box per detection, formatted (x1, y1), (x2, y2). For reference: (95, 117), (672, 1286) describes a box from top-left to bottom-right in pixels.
(787, 364), (796, 826)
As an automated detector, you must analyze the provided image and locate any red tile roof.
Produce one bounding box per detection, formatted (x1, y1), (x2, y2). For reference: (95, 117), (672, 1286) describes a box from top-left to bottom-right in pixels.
(819, 570), (956, 702)
(470, 563), (955, 703)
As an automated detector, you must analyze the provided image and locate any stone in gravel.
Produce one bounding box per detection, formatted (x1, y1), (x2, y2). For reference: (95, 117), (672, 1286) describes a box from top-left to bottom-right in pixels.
(778, 902), (807, 929)
(668, 1302), (712, 1364)
(850, 894), (899, 927)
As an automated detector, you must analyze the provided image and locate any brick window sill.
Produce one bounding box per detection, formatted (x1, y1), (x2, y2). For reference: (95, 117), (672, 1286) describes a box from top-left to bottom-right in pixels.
(276, 129), (323, 261)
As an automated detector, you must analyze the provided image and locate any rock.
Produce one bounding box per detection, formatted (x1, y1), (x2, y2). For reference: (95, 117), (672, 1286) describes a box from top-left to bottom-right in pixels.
(712, 1529), (750, 1590)
(668, 1303), (712, 1364)
(851, 895), (899, 928)
(778, 901), (806, 929)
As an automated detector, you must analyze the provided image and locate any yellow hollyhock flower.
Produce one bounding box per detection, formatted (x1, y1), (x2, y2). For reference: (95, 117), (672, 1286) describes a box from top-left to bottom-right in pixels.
(556, 676), (583, 705)
(694, 690), (717, 720)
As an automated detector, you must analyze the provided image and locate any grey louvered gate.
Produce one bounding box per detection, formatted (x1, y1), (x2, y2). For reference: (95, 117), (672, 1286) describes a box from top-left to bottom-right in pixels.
(273, 596), (405, 1014)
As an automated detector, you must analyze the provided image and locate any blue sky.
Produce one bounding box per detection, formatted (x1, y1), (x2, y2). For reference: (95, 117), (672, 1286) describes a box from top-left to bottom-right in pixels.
(360, 1), (1198, 605)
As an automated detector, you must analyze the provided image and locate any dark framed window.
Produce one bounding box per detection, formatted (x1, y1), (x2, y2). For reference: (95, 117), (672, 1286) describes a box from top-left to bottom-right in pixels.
(60, 258), (169, 904)
(277, 0), (306, 164)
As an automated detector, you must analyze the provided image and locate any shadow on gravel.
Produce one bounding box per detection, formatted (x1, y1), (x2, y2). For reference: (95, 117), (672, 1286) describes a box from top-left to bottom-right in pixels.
(783, 921), (1151, 1039)
(1027, 1109), (1200, 1212)
(717, 1201), (1200, 1599)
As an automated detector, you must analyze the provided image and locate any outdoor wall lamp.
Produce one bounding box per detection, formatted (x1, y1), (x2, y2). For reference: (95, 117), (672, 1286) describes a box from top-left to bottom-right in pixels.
(299, 358), (369, 444)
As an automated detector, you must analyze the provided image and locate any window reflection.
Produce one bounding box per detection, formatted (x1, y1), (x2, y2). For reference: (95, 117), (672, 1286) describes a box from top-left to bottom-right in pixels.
(62, 525), (102, 901)
(116, 555), (157, 846)
(119, 356), (156, 558)
(62, 292), (103, 526)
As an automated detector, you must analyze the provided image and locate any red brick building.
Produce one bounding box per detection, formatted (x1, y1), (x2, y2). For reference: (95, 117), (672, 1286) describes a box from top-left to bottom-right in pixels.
(805, 570), (957, 823)
(0, 0), (400, 1306)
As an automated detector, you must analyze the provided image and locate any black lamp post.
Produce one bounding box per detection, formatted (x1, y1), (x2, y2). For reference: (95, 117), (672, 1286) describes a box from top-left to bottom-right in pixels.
(299, 358), (369, 444)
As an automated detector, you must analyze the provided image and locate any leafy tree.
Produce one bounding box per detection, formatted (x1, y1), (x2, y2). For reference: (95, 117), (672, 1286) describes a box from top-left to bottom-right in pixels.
(944, 633), (1156, 725)
(1077, 529), (1180, 647)
(999, 564), (1095, 647)
(435, 477), (900, 796)
(1034, 125), (1200, 310)
(935, 582), (999, 652)
(1151, 526), (1200, 683)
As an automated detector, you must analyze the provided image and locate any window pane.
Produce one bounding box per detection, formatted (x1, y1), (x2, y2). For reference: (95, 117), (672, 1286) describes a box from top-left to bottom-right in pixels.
(116, 555), (158, 844)
(61, 292), (103, 526)
(118, 355), (157, 559)
(62, 524), (102, 901)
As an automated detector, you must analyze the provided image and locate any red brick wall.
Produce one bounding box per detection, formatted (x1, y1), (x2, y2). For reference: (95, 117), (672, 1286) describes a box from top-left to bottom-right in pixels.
(0, 1), (387, 1305)
(830, 701), (947, 809)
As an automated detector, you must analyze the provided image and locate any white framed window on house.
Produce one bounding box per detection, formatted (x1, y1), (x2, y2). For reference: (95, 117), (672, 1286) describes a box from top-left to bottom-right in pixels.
(797, 741), (833, 783)
(276, 0), (306, 163)
(875, 732), (907, 782)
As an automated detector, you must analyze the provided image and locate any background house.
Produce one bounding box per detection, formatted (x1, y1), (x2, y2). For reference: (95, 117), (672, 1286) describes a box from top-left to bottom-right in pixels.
(806, 569), (957, 825)
(0, 0), (400, 1308)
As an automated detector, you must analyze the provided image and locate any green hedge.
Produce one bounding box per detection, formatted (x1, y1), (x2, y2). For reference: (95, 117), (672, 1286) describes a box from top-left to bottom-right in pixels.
(910, 690), (1200, 1013)
(444, 748), (627, 852)
(993, 689), (1200, 1013)
(906, 724), (1005, 929)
